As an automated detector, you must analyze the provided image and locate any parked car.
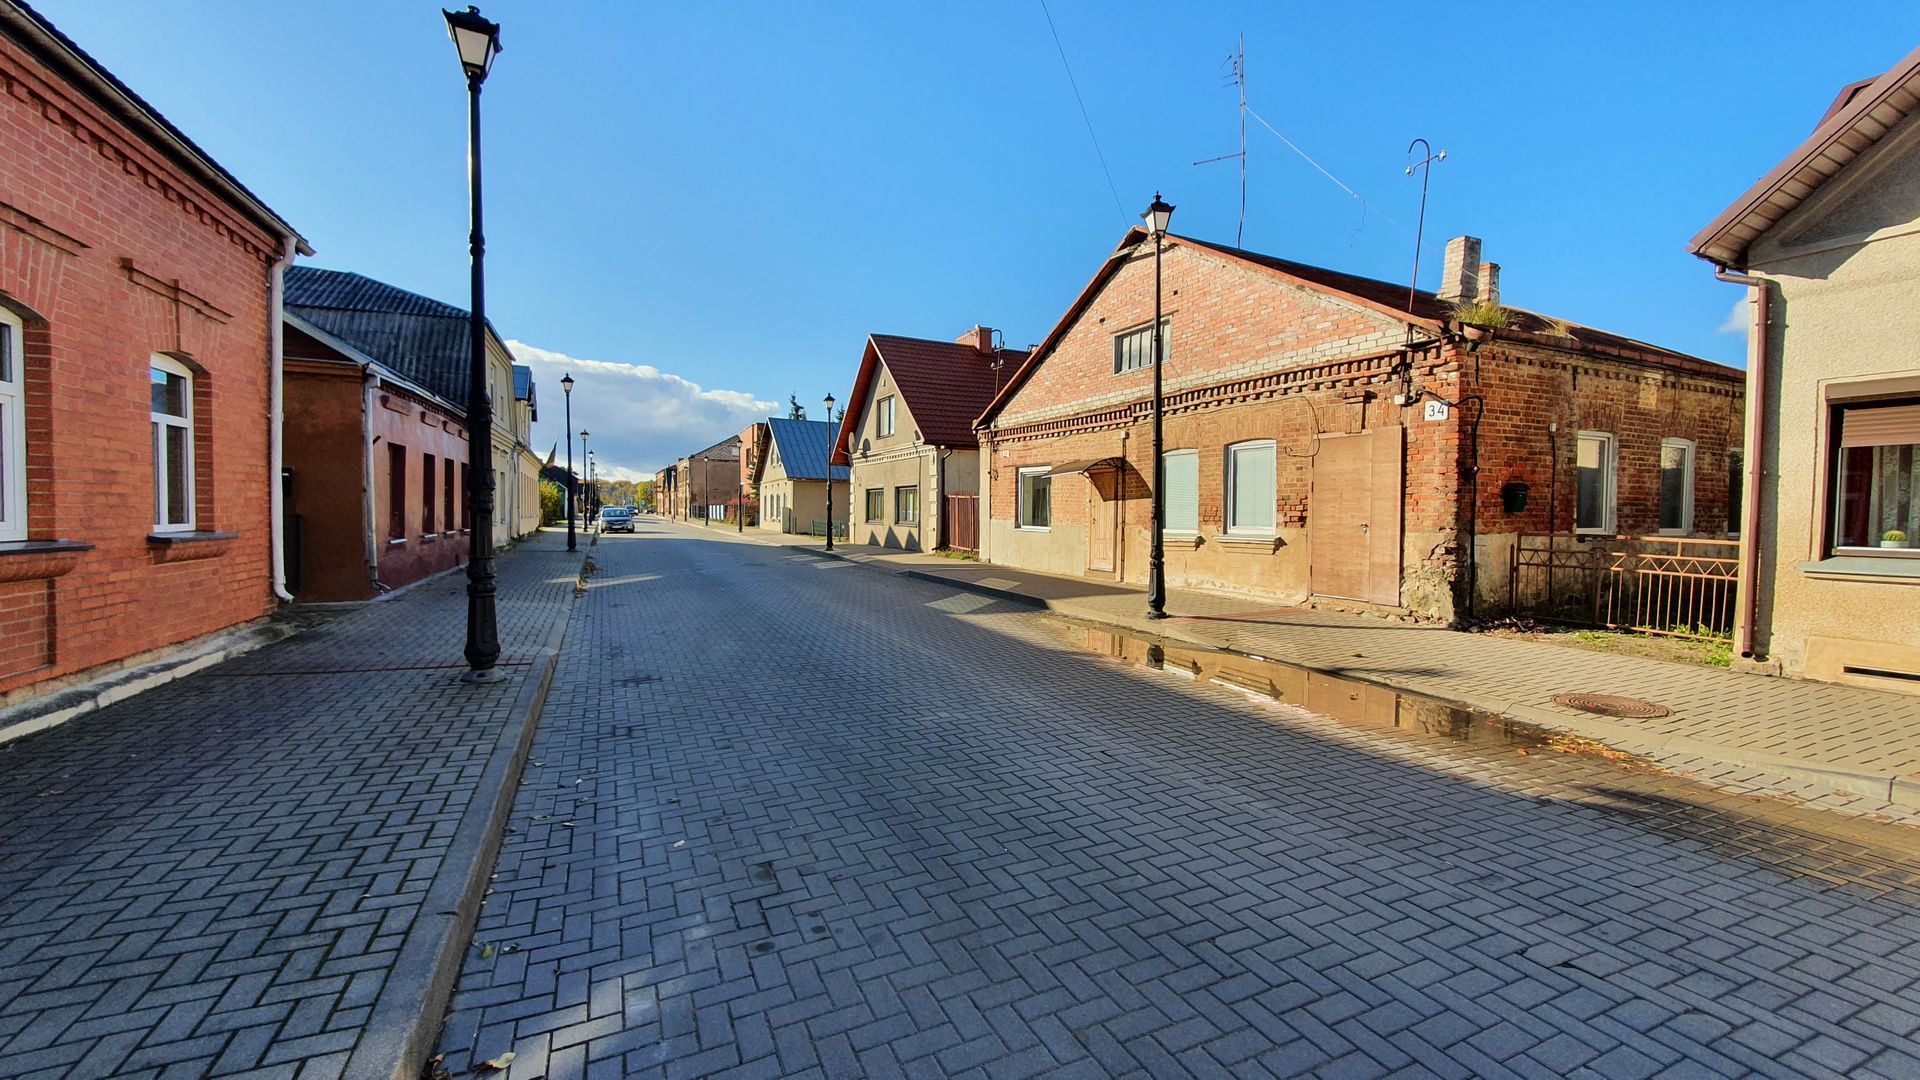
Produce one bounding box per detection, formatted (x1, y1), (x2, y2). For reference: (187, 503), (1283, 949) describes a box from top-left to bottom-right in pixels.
(598, 506), (634, 533)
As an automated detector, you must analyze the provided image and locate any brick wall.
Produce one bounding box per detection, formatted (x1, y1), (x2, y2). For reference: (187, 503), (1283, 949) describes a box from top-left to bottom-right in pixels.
(982, 238), (1744, 620)
(0, 32), (287, 696)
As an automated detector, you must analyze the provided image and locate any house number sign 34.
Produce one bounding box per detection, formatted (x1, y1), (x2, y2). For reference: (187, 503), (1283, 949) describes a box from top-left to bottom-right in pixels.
(1423, 399), (1450, 421)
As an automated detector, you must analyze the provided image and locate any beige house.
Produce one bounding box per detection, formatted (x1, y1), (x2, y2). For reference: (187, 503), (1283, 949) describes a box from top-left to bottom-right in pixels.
(482, 342), (539, 543)
(1691, 45), (1920, 691)
(754, 417), (847, 535)
(832, 329), (1026, 551)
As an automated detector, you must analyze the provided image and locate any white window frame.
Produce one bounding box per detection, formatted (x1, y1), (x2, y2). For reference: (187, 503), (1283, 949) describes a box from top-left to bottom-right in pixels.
(895, 484), (918, 525)
(1658, 437), (1695, 536)
(0, 309), (25, 542)
(1112, 319), (1170, 374)
(1016, 466), (1052, 531)
(877, 395), (896, 438)
(1223, 440), (1277, 537)
(150, 354), (195, 533)
(1161, 449), (1199, 536)
(1575, 430), (1617, 535)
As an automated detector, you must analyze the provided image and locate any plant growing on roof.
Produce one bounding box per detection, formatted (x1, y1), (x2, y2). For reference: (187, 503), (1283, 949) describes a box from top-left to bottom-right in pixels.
(1539, 316), (1575, 338)
(1450, 298), (1512, 329)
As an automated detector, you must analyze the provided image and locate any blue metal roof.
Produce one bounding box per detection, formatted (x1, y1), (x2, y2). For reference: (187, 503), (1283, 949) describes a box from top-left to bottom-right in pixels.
(766, 417), (847, 481)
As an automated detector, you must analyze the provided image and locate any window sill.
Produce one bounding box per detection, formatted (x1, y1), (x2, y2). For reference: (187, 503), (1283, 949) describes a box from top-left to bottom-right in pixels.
(0, 539), (91, 582)
(387, 537), (407, 547)
(1797, 557), (1920, 583)
(1015, 525), (1051, 533)
(1160, 531), (1203, 549)
(148, 530), (237, 564)
(1214, 532), (1282, 551)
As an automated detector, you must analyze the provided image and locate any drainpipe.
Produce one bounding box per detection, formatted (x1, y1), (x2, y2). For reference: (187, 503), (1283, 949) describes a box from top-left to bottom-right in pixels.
(267, 237), (296, 602)
(936, 445), (951, 549)
(1717, 268), (1771, 659)
(363, 370), (381, 590)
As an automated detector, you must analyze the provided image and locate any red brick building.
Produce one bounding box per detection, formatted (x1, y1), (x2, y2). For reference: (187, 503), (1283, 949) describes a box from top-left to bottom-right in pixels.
(977, 230), (1745, 621)
(283, 267), (475, 601)
(0, 2), (305, 702)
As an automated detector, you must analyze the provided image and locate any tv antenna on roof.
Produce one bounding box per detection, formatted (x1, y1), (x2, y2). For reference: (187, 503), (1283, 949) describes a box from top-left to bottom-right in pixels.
(1193, 34), (1247, 247)
(1404, 138), (1446, 315)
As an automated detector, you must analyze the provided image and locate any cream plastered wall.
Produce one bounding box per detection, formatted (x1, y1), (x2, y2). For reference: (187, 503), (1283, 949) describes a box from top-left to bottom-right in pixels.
(1744, 110), (1920, 686)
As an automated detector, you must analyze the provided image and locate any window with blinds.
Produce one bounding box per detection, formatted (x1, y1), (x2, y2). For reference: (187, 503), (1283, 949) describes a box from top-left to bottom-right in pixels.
(1225, 440), (1276, 535)
(1162, 450), (1198, 533)
(1833, 400), (1920, 551)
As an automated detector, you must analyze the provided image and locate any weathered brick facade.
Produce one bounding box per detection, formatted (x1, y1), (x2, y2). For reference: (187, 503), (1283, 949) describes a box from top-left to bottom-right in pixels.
(979, 232), (1744, 621)
(0, 7), (302, 700)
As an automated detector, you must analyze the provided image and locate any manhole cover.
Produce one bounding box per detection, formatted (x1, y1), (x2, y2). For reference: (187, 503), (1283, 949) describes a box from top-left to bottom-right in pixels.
(1552, 693), (1672, 719)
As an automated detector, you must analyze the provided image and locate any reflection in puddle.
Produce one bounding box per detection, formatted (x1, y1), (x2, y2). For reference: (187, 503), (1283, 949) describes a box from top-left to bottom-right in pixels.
(1068, 625), (1562, 752)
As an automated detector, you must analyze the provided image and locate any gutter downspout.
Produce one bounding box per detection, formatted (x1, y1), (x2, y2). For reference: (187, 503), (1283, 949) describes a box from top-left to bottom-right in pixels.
(268, 237), (296, 602)
(936, 445), (951, 550)
(364, 370), (382, 590)
(1718, 268), (1771, 659)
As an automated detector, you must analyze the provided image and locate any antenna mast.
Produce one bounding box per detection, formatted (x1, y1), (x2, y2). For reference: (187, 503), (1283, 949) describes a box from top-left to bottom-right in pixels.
(1404, 138), (1446, 314)
(1194, 34), (1248, 246)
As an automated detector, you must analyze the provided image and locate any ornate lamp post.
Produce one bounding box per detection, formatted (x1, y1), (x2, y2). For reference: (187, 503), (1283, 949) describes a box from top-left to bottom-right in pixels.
(1143, 193), (1174, 620)
(824, 393), (837, 551)
(445, 5), (504, 680)
(561, 373), (576, 551)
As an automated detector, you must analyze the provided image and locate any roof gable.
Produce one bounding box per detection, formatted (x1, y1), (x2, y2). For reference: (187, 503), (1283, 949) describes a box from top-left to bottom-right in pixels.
(1691, 45), (1920, 268)
(765, 417), (847, 481)
(833, 333), (1026, 461)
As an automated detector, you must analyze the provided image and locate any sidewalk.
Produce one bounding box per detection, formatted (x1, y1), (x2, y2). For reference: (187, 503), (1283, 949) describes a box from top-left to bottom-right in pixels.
(703, 519), (1920, 819)
(0, 530), (583, 1080)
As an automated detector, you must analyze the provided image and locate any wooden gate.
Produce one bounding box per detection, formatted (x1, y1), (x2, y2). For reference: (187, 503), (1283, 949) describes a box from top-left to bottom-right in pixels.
(1309, 427), (1403, 606)
(943, 494), (978, 552)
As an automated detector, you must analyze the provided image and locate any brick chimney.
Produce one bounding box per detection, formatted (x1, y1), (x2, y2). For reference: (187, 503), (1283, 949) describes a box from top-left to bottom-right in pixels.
(1478, 261), (1500, 307)
(1437, 236), (1481, 303)
(956, 325), (995, 354)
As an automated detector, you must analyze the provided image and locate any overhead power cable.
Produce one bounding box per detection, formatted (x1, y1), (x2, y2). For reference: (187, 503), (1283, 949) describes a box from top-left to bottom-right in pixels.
(1037, 0), (1130, 226)
(1245, 105), (1409, 235)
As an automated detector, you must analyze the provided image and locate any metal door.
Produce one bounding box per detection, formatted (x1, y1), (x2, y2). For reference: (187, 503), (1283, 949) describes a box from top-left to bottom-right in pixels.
(1310, 427), (1403, 605)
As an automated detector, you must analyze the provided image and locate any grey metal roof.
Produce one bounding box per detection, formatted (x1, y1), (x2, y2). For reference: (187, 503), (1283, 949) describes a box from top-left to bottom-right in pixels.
(766, 418), (847, 481)
(285, 266), (478, 407)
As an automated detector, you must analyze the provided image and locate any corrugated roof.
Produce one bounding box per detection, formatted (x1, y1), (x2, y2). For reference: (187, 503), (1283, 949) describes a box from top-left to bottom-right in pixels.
(766, 418), (847, 481)
(285, 266), (475, 406)
(871, 335), (1027, 447)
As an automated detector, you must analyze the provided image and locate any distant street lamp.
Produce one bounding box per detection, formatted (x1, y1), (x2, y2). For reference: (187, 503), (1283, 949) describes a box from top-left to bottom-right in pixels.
(1144, 193), (1174, 621)
(561, 373), (576, 551)
(699, 455), (711, 527)
(824, 393), (837, 551)
(445, 4), (504, 682)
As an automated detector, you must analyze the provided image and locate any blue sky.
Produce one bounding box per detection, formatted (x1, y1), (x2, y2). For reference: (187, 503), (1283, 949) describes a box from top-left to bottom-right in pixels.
(36, 1), (1920, 477)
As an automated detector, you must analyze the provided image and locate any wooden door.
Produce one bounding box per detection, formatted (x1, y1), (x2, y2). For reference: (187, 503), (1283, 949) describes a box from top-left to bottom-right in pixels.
(1087, 467), (1116, 573)
(1310, 427), (1403, 605)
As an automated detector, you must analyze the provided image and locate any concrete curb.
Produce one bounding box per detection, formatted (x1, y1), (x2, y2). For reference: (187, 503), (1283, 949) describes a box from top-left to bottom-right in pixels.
(889, 566), (1920, 810)
(346, 554), (583, 1080)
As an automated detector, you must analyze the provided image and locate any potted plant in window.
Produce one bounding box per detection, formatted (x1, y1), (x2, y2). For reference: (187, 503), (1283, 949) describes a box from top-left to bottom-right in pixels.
(1885, 529), (1910, 549)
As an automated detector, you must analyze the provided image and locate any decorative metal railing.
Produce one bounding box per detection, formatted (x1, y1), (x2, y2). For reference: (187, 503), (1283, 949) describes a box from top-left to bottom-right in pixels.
(1508, 535), (1740, 640)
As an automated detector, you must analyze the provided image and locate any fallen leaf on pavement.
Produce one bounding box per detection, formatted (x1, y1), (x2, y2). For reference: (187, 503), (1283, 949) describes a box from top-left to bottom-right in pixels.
(479, 1051), (516, 1071)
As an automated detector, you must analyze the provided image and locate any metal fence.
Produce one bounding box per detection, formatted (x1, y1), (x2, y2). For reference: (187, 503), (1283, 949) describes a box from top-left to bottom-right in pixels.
(1508, 535), (1740, 640)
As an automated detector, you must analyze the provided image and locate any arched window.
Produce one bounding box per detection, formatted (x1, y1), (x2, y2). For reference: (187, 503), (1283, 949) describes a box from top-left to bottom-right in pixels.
(0, 308), (25, 541)
(150, 355), (196, 532)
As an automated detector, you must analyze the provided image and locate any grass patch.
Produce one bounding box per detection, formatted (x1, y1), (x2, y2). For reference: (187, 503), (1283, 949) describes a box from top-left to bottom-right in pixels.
(1450, 298), (1512, 329)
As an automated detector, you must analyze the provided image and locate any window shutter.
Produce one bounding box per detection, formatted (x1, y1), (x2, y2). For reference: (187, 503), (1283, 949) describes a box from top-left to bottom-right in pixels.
(1164, 452), (1198, 532)
(1840, 403), (1920, 448)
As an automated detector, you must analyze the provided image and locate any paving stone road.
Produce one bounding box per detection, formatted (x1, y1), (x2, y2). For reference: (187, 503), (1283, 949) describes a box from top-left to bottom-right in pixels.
(0, 535), (578, 1079)
(438, 520), (1920, 1079)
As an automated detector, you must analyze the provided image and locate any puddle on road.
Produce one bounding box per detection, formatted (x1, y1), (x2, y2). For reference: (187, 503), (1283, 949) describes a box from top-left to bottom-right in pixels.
(1058, 621), (1593, 757)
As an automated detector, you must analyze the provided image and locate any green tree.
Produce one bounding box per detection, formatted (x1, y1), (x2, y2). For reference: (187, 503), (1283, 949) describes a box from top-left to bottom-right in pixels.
(539, 478), (565, 525)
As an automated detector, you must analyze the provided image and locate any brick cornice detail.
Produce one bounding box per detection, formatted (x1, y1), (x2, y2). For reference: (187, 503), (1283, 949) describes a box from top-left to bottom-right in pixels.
(0, 199), (86, 255)
(0, 50), (275, 262)
(986, 348), (1418, 445)
(119, 258), (233, 323)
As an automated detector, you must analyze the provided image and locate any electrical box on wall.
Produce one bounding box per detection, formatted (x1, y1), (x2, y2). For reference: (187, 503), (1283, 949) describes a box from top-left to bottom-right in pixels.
(1423, 400), (1450, 422)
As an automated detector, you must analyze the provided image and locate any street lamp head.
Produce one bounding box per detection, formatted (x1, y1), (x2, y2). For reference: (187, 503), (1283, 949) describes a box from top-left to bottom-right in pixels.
(443, 6), (502, 83)
(1142, 193), (1175, 237)
(823, 392), (836, 417)
(560, 373), (574, 395)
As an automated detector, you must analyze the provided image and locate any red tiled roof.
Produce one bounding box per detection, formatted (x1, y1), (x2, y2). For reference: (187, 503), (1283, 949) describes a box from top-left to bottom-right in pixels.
(869, 335), (1026, 447)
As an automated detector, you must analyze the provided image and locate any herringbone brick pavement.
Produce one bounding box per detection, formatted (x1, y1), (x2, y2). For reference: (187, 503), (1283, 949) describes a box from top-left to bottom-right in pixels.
(437, 522), (1920, 1079)
(0, 532), (579, 1079)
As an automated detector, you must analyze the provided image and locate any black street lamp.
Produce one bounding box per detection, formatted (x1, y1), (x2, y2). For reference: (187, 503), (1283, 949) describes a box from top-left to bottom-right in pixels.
(1144, 193), (1174, 620)
(699, 455), (710, 527)
(824, 393), (837, 551)
(561, 373), (576, 551)
(446, 5), (504, 681)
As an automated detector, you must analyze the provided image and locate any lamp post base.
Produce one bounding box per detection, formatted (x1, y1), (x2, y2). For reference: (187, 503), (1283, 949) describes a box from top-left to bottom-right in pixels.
(1145, 609), (1169, 621)
(459, 667), (510, 685)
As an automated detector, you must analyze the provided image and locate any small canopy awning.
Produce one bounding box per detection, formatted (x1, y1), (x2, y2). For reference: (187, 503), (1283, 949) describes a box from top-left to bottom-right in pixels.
(1047, 457), (1119, 476)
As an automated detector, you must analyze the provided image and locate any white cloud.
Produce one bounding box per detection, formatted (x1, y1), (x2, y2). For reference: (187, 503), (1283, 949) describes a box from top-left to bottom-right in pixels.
(507, 340), (777, 478)
(1717, 296), (1749, 335)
